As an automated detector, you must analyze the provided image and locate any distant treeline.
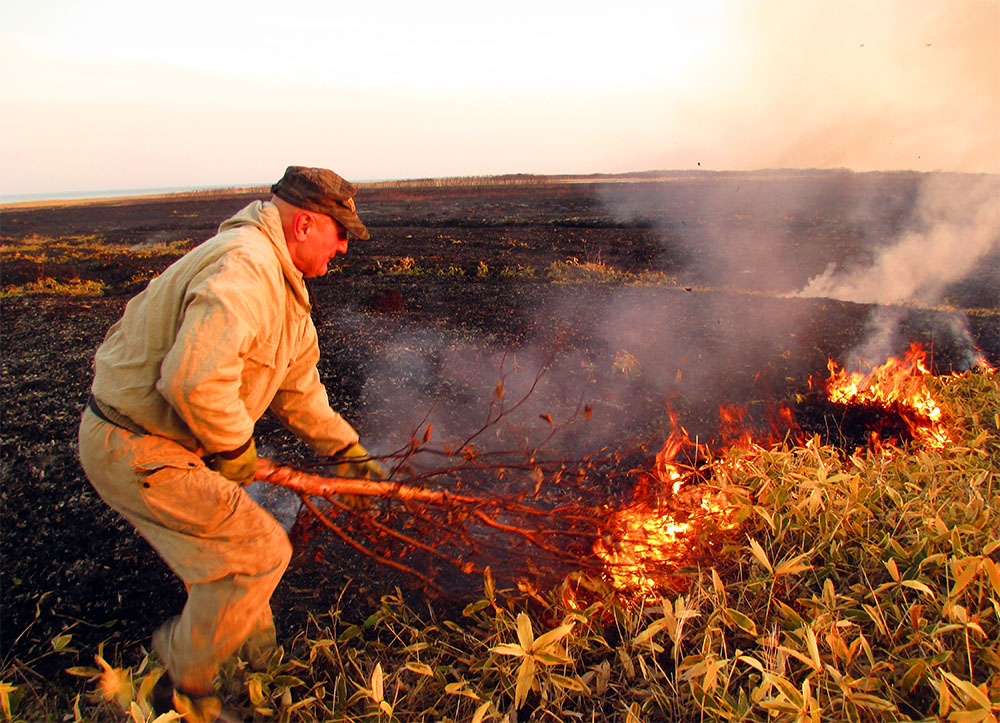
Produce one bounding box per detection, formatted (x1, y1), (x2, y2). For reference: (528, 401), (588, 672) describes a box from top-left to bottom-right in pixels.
(362, 170), (715, 189)
(358, 168), (941, 190)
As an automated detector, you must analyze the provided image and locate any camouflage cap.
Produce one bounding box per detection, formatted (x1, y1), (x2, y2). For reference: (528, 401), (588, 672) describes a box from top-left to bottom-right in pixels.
(271, 166), (370, 240)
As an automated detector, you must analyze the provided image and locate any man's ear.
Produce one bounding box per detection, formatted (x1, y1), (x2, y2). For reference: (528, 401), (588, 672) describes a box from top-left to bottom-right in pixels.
(290, 211), (314, 241)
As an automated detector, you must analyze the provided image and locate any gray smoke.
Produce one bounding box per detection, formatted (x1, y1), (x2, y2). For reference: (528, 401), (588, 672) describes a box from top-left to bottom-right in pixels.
(797, 174), (1000, 305)
(795, 174), (999, 366)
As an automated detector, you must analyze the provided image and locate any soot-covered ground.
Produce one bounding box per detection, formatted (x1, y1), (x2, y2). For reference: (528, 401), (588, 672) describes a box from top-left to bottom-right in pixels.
(3, 170), (998, 682)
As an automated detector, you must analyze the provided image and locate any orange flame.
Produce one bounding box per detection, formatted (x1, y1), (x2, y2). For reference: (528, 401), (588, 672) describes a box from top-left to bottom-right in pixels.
(824, 343), (952, 449)
(595, 342), (968, 600)
(593, 421), (738, 599)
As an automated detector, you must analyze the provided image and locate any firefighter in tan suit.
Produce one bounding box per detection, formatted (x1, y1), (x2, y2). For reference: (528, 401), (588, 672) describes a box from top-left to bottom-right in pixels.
(78, 166), (383, 722)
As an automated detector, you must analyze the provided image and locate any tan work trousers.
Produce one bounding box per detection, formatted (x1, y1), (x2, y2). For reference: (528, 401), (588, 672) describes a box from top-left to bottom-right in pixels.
(78, 409), (292, 695)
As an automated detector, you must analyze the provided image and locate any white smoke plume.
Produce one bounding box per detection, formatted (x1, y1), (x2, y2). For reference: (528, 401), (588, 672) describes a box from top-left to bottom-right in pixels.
(794, 174), (999, 366)
(796, 174), (1000, 305)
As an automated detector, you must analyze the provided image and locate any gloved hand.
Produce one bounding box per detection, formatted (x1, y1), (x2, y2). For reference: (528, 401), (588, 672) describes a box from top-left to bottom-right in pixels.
(209, 438), (257, 486)
(328, 442), (385, 480)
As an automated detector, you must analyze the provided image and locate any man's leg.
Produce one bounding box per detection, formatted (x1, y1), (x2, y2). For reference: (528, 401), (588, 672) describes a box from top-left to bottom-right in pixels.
(78, 410), (292, 695)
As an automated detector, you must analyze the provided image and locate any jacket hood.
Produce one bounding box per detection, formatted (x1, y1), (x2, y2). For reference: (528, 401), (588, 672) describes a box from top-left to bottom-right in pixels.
(219, 201), (309, 309)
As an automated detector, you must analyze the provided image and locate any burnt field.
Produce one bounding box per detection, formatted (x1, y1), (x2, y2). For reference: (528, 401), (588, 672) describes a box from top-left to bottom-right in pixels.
(2, 170), (999, 682)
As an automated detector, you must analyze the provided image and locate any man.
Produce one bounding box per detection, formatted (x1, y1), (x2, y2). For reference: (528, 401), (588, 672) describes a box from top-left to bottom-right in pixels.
(78, 166), (383, 722)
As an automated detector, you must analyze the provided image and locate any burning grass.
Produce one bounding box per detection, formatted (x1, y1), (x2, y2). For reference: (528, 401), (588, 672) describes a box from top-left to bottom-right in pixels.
(6, 366), (997, 722)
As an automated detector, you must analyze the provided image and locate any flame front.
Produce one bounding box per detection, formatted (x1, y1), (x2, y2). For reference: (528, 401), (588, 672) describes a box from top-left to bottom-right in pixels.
(824, 343), (952, 449)
(594, 342), (964, 600)
(593, 424), (738, 599)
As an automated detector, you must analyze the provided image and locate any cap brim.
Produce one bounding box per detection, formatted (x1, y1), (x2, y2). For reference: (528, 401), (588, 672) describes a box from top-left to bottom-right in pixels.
(330, 209), (369, 240)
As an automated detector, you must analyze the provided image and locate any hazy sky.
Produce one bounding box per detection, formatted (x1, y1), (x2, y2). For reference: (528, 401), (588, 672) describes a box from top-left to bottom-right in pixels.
(2, 0), (998, 196)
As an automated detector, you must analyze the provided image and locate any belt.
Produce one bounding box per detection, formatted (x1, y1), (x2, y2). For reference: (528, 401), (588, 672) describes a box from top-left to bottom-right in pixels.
(87, 395), (148, 437)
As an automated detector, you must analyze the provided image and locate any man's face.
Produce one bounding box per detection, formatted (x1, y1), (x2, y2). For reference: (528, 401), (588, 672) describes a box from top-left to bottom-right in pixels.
(289, 213), (349, 277)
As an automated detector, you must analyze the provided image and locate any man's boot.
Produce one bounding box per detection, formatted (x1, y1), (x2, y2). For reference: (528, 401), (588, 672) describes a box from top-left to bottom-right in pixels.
(151, 673), (238, 723)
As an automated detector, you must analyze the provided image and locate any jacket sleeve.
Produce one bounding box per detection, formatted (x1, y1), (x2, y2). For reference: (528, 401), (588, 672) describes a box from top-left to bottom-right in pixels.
(156, 252), (272, 454)
(269, 316), (359, 456)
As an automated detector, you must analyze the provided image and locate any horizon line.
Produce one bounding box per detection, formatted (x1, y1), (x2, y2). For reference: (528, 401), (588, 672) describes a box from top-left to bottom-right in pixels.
(3, 167), (992, 209)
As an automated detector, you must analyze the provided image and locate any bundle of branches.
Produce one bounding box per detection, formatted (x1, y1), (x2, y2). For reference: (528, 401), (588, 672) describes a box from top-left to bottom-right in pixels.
(256, 369), (662, 597)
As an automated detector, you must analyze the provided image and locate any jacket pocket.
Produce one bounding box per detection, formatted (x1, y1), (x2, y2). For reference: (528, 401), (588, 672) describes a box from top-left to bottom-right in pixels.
(136, 463), (241, 535)
(130, 436), (202, 487)
(128, 437), (240, 534)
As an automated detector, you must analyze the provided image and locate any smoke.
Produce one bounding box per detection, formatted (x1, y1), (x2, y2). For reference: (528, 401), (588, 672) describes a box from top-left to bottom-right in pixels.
(794, 174), (1000, 366)
(598, 172), (997, 370)
(352, 172), (998, 466)
(796, 175), (1000, 305)
(356, 280), (822, 465)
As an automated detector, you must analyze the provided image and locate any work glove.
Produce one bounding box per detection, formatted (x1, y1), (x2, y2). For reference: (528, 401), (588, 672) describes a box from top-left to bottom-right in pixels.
(209, 438), (257, 486)
(328, 442), (386, 480)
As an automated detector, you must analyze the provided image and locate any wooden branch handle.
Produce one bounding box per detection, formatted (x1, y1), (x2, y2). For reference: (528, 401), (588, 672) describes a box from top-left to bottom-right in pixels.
(255, 457), (484, 505)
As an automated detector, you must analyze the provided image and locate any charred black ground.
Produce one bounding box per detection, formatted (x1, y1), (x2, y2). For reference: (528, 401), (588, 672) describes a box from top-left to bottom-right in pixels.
(3, 171), (998, 682)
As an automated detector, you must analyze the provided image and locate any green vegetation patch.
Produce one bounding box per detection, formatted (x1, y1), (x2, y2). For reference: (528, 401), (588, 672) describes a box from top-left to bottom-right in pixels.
(1, 235), (192, 297)
(0, 277), (107, 298)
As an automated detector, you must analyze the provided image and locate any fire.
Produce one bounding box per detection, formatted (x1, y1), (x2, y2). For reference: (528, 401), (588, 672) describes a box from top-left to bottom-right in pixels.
(593, 424), (739, 599)
(824, 343), (952, 449)
(595, 342), (965, 600)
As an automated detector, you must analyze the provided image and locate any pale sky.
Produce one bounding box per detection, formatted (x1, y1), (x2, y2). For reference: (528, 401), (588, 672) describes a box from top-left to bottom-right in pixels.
(1, 0), (998, 197)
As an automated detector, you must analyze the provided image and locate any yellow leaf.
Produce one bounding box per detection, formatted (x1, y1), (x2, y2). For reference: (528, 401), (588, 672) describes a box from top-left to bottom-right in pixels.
(943, 672), (992, 709)
(737, 655), (765, 673)
(626, 702), (643, 723)
(748, 538), (773, 574)
(492, 644), (525, 657)
(805, 627), (821, 670)
(901, 579), (936, 598)
(775, 552), (812, 577)
(983, 558), (1000, 596)
(0, 681), (16, 721)
(725, 608), (758, 636)
(379, 700), (393, 715)
(712, 568), (727, 603)
(886, 558), (900, 582)
(129, 700), (144, 723)
(778, 645), (821, 672)
(405, 661), (434, 677)
(516, 612), (534, 651)
(472, 700), (493, 723)
(632, 618), (670, 648)
(939, 673), (952, 717)
(754, 506), (776, 531)
(484, 566), (496, 603)
(550, 673), (589, 693)
(371, 662), (384, 703)
(849, 693), (894, 711)
(515, 657), (535, 709)
(94, 655), (133, 710)
(532, 623), (573, 653)
(248, 678), (264, 707)
(950, 559), (981, 599)
(534, 651), (572, 666)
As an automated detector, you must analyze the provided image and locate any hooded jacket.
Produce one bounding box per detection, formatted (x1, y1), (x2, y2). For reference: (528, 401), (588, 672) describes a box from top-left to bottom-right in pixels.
(91, 201), (359, 456)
